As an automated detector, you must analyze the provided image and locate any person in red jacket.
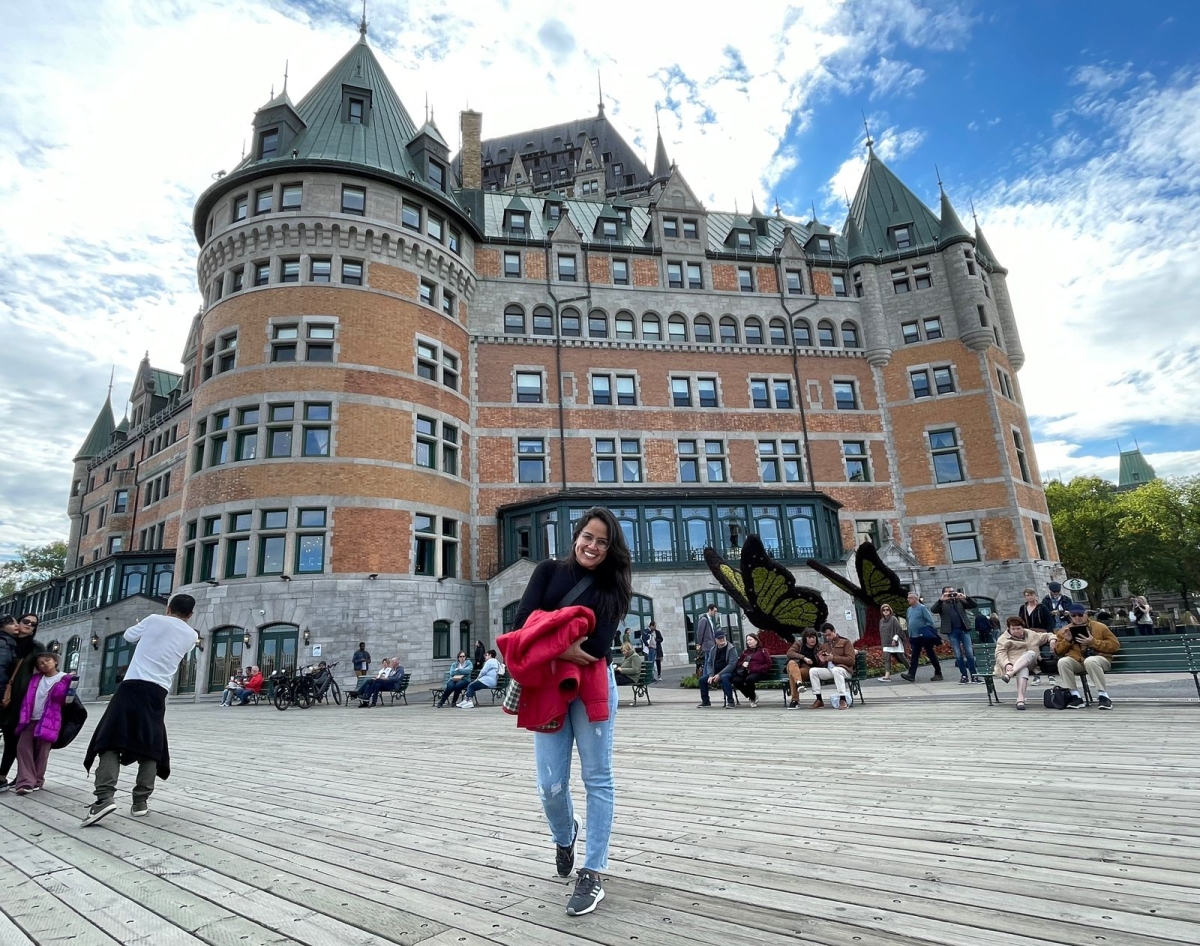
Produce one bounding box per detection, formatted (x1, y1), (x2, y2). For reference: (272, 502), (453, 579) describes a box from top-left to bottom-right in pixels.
(731, 632), (773, 707)
(509, 507), (632, 918)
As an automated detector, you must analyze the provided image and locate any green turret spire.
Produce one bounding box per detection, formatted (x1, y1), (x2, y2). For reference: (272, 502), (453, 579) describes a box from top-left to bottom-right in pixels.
(75, 398), (116, 461)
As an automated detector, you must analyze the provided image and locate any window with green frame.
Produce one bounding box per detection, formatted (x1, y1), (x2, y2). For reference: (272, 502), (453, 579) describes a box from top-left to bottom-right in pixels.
(502, 601), (520, 635)
(433, 619), (451, 659)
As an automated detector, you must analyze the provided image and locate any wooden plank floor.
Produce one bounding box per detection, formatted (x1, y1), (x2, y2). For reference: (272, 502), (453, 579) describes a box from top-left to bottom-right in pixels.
(2, 682), (1199, 946)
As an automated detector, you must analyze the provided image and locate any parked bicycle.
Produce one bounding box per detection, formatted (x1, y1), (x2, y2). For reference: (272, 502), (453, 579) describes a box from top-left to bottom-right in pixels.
(311, 661), (341, 705)
(270, 661), (341, 710)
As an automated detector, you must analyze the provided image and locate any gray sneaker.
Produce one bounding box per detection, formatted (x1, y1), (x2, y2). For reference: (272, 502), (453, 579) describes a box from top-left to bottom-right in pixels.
(566, 868), (605, 916)
(555, 816), (580, 878)
(131, 800), (150, 818)
(82, 801), (117, 827)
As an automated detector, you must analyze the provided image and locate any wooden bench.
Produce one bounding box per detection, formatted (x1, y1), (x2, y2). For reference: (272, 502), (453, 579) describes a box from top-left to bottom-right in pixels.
(616, 661), (654, 706)
(767, 652), (868, 707)
(345, 672), (411, 707)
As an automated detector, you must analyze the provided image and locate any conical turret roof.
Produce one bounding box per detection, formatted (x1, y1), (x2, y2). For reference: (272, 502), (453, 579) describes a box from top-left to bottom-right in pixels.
(849, 145), (942, 255)
(844, 214), (870, 264)
(937, 185), (973, 249)
(652, 127), (671, 180)
(974, 222), (1007, 273)
(75, 398), (116, 462)
(1118, 446), (1157, 489)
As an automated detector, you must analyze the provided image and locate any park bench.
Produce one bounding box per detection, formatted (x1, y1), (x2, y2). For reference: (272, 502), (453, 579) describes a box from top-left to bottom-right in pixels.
(345, 672), (411, 707)
(768, 652), (869, 707)
(978, 635), (1200, 705)
(616, 661), (654, 706)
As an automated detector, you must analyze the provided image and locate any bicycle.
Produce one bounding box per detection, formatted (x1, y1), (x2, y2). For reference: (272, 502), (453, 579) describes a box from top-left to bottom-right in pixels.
(271, 667), (316, 710)
(311, 661), (342, 706)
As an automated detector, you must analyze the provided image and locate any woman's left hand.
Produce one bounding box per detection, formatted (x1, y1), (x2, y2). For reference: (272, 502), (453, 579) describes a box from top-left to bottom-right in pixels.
(559, 639), (599, 666)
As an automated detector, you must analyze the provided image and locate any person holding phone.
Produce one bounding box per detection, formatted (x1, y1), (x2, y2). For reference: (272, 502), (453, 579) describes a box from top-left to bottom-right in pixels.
(931, 586), (980, 684)
(1054, 605), (1121, 709)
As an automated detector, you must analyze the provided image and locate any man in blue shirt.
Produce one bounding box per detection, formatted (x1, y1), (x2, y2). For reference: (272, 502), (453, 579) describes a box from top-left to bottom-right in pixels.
(901, 592), (944, 683)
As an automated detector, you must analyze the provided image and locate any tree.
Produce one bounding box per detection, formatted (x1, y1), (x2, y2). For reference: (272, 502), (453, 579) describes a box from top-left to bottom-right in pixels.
(0, 540), (68, 597)
(1122, 477), (1200, 611)
(1044, 477), (1139, 608)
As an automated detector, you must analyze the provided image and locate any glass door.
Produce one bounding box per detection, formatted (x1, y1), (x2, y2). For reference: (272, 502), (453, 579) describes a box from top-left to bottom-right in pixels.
(99, 633), (137, 696)
(257, 625), (299, 678)
(206, 627), (245, 692)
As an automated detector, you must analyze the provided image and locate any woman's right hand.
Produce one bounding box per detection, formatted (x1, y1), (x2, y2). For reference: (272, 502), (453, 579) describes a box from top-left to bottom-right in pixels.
(559, 639), (599, 666)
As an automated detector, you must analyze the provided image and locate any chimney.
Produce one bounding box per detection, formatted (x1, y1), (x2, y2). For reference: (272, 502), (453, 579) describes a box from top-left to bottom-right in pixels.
(460, 109), (482, 190)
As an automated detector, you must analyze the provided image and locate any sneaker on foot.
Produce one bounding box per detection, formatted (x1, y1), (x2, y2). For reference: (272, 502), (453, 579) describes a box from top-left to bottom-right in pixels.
(748, 699), (758, 708)
(131, 800), (150, 818)
(789, 699), (799, 709)
(566, 868), (605, 916)
(900, 673), (915, 682)
(959, 675), (969, 684)
(1066, 694), (1085, 709)
(1097, 694), (1113, 710)
(15, 786), (31, 795)
(932, 674), (945, 682)
(460, 700), (475, 709)
(1031, 675), (1041, 686)
(971, 675), (983, 684)
(1048, 676), (1058, 685)
(0, 778), (9, 793)
(695, 702), (712, 708)
(82, 801), (117, 827)
(555, 816), (581, 878)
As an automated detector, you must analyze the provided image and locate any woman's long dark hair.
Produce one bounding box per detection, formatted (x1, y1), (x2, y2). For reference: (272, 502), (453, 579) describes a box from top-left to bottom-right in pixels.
(570, 507), (633, 624)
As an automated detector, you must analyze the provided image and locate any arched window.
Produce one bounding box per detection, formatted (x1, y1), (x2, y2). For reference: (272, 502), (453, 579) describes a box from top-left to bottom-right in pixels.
(588, 309), (608, 338)
(817, 319), (837, 347)
(794, 319), (812, 346)
(206, 625), (245, 692)
(719, 316), (739, 343)
(683, 591), (745, 656)
(642, 313), (661, 341)
(615, 593), (656, 655)
(532, 305), (554, 335)
(841, 321), (861, 348)
(745, 317), (764, 345)
(504, 304), (525, 334)
(560, 306), (582, 337)
(615, 310), (636, 339)
(769, 318), (788, 346)
(694, 315), (713, 342)
(64, 636), (82, 674)
(433, 620), (451, 659)
(668, 314), (688, 342)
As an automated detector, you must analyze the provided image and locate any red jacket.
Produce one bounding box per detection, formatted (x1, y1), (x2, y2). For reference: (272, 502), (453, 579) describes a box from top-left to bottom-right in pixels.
(245, 672), (264, 694)
(496, 606), (611, 732)
(738, 647), (773, 676)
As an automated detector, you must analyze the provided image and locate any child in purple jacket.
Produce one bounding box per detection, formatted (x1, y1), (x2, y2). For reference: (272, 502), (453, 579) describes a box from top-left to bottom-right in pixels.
(12, 652), (73, 794)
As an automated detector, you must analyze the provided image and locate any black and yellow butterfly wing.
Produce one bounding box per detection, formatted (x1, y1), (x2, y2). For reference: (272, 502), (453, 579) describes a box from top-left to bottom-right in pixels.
(703, 546), (752, 613)
(855, 542), (910, 613)
(737, 535), (828, 637)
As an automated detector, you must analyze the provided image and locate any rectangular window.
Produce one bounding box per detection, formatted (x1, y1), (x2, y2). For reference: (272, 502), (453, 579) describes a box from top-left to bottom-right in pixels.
(296, 533), (325, 574)
(910, 369), (932, 398)
(601, 220), (617, 239)
(738, 267), (753, 292)
(913, 263), (932, 289)
(342, 185), (366, 215)
(440, 519), (459, 578)
(750, 379), (770, 409)
(233, 194), (248, 222)
(772, 380), (793, 409)
(518, 438), (546, 483)
(832, 274), (847, 297)
(402, 203), (421, 231)
(697, 378), (718, 408)
(280, 184), (302, 211)
(833, 381), (858, 410)
(302, 403), (331, 456)
(253, 262), (270, 286)
(843, 441), (869, 482)
(786, 269), (803, 295)
(516, 372), (543, 403)
(892, 268), (909, 294)
(414, 514), (435, 576)
(310, 258), (331, 283)
(254, 187), (273, 215)
(1013, 429), (1032, 483)
(615, 375), (636, 406)
(759, 440), (781, 483)
(704, 440), (727, 482)
(415, 415), (437, 469)
(667, 261), (683, 289)
(225, 538), (249, 578)
(235, 428), (257, 461)
(737, 230), (752, 249)
(662, 217), (678, 237)
(620, 438), (642, 483)
(996, 368), (1014, 400)
(113, 489), (129, 514)
(1031, 519), (1048, 559)
(231, 267), (244, 292)
(504, 252), (521, 278)
(280, 258), (300, 283)
(683, 219), (698, 239)
(671, 377), (691, 407)
(901, 321), (920, 344)
(612, 259), (629, 285)
(923, 317), (943, 340)
(678, 439), (699, 483)
(930, 429), (965, 484)
(441, 289), (455, 318)
(428, 160), (445, 192)
(933, 366), (955, 394)
(687, 263), (703, 289)
(258, 535), (286, 576)
(262, 509), (288, 530)
(591, 374), (612, 405)
(419, 279), (436, 307)
(268, 425), (293, 458)
(558, 254), (577, 282)
(947, 520), (980, 563)
(449, 228), (461, 254)
(441, 424), (459, 476)
(342, 260), (363, 285)
(595, 438), (617, 483)
(108, 536), (123, 554)
(427, 215), (444, 243)
(894, 226), (912, 249)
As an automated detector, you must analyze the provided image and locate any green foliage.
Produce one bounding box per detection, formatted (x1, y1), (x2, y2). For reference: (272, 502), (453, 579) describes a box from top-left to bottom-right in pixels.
(1121, 477), (1200, 604)
(1045, 477), (1135, 607)
(0, 540), (68, 597)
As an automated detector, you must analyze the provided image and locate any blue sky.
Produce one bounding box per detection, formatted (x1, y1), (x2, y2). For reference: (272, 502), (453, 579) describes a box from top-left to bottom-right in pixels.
(1, 0), (1198, 558)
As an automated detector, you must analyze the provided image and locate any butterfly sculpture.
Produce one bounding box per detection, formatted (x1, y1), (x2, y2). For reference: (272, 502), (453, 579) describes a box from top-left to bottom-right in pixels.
(704, 534), (828, 641)
(805, 542), (910, 646)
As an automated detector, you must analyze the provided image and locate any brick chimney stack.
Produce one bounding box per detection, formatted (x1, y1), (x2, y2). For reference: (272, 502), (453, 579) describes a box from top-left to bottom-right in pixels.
(460, 110), (482, 189)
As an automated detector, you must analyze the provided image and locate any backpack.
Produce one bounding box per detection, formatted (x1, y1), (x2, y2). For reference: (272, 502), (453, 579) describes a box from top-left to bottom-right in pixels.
(1043, 686), (1071, 710)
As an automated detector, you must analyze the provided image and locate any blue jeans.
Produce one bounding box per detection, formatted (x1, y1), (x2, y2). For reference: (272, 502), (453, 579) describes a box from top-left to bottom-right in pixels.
(465, 680), (491, 700)
(698, 672), (734, 705)
(947, 630), (977, 676)
(533, 665), (617, 873)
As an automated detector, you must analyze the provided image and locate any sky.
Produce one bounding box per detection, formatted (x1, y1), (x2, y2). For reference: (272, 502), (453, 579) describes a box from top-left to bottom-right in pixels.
(2, 0), (1198, 559)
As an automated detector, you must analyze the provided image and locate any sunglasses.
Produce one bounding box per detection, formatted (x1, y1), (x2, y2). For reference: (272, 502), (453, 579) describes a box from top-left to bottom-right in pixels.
(19, 619), (38, 628)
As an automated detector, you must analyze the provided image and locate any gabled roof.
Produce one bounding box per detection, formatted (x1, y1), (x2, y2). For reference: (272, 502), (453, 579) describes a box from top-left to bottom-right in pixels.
(1118, 447), (1157, 489)
(849, 146), (943, 256)
(75, 398), (116, 462)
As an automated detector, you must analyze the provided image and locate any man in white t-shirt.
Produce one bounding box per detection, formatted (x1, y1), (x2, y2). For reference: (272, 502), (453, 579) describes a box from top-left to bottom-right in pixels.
(82, 594), (198, 826)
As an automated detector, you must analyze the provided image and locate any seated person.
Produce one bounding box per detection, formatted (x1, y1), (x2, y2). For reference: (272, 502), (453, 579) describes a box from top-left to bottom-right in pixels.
(614, 642), (644, 686)
(1054, 605), (1121, 709)
(357, 658), (399, 707)
(993, 616), (1054, 710)
(220, 670), (246, 706)
(699, 629), (738, 708)
(785, 629), (820, 707)
(230, 666), (263, 705)
(435, 652), (474, 708)
(809, 624), (855, 709)
(460, 650), (499, 708)
(732, 633), (773, 708)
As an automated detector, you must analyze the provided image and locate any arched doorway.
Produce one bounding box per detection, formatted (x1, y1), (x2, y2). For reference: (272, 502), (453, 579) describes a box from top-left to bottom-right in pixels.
(176, 645), (199, 695)
(99, 632), (137, 696)
(683, 590), (745, 663)
(612, 594), (655, 655)
(206, 626), (245, 692)
(257, 623), (299, 678)
(64, 636), (82, 674)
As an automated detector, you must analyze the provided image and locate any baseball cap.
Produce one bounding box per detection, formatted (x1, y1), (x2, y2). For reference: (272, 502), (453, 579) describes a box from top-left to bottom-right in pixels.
(714, 628), (727, 638)
(1067, 604), (1088, 615)
(1048, 581), (1062, 592)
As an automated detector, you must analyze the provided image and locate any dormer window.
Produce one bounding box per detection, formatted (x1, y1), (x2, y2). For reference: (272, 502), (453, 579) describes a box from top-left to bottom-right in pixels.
(817, 236), (832, 254)
(754, 218), (769, 237)
(601, 220), (618, 239)
(737, 231), (752, 249)
(508, 211), (528, 233)
(428, 160), (445, 192)
(257, 129), (279, 160)
(341, 85), (372, 125)
(348, 98), (364, 124)
(546, 202), (562, 221)
(618, 208), (631, 226)
(893, 225), (912, 249)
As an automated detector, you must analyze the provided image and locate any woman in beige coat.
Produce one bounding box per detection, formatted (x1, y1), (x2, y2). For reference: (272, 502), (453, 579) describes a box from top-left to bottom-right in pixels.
(994, 617), (1055, 710)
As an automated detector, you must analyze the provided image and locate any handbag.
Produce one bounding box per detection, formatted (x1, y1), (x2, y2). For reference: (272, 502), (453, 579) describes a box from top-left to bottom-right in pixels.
(1043, 686), (1071, 710)
(502, 573), (596, 716)
(52, 698), (88, 749)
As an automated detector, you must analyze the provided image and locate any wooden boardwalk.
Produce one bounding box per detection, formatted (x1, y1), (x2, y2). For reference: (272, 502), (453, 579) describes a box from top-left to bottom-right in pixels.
(2, 682), (1199, 946)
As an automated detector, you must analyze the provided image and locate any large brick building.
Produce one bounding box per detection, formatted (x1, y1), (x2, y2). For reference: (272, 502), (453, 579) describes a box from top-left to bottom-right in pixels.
(4, 29), (1060, 699)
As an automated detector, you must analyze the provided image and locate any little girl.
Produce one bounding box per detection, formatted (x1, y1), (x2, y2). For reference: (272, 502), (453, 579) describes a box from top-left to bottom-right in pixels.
(13, 652), (73, 794)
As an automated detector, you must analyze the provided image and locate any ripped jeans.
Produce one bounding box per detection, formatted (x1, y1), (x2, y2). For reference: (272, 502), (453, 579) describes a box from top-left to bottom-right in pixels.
(533, 664), (617, 873)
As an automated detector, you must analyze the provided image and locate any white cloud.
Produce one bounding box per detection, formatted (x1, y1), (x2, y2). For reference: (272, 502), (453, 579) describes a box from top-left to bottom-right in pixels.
(869, 57), (926, 99)
(823, 122), (926, 213)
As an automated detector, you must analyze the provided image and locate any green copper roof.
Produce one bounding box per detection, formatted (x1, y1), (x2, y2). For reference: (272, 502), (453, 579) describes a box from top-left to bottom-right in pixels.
(652, 128), (671, 179)
(849, 146), (942, 256)
(974, 222), (1006, 273)
(1118, 447), (1157, 489)
(76, 399), (115, 461)
(844, 214), (869, 263)
(149, 369), (182, 397)
(937, 186), (973, 248)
